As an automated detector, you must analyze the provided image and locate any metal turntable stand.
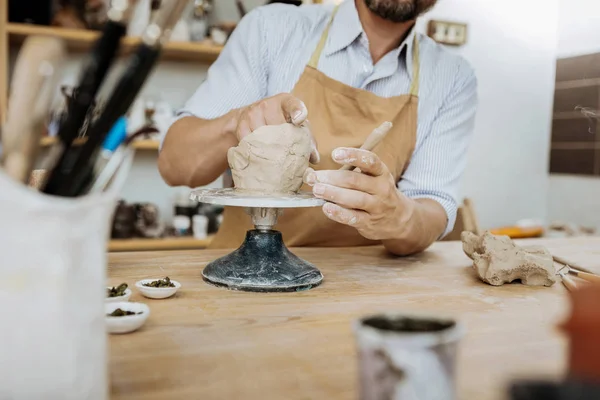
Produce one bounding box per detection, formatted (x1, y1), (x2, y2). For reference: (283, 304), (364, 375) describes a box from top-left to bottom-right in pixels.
(190, 188), (325, 292)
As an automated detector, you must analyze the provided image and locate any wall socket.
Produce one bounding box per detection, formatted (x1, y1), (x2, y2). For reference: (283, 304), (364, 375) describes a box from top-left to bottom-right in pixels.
(427, 20), (468, 46)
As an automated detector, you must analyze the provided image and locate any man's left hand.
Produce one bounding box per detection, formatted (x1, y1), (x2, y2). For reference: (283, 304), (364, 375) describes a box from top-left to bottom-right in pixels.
(303, 147), (415, 241)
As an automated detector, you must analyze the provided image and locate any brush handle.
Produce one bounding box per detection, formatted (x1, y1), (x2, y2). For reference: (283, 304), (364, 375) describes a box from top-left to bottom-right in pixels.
(561, 274), (579, 292)
(1, 36), (65, 183)
(42, 20), (127, 194)
(60, 46), (161, 197)
(339, 121), (393, 171)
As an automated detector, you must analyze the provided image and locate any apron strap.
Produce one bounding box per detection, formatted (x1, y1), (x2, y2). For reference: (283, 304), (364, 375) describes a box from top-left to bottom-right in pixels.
(409, 35), (420, 97)
(308, 5), (420, 98)
(308, 5), (340, 69)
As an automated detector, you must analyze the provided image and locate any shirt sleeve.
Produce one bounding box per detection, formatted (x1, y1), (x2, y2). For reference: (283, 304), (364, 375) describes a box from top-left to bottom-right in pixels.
(398, 62), (478, 238)
(177, 7), (268, 120)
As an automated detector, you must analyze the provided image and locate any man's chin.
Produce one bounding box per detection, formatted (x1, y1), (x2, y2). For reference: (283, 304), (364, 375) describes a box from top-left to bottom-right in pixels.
(363, 0), (436, 23)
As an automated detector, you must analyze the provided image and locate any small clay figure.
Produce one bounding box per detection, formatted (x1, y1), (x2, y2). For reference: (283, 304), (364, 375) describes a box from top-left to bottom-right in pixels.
(462, 231), (556, 287)
(227, 123), (312, 194)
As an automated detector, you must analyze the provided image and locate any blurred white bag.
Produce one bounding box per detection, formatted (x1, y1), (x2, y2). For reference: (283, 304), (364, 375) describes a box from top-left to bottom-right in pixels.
(0, 152), (133, 400)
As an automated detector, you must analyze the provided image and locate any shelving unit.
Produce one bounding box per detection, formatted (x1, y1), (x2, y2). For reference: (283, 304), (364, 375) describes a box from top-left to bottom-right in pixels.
(0, 7), (224, 252)
(108, 236), (214, 252)
(7, 23), (223, 63)
(0, 19), (223, 123)
(39, 136), (160, 151)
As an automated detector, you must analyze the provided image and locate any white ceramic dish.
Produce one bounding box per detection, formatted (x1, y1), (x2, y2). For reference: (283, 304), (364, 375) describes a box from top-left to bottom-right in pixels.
(105, 302), (150, 334)
(105, 287), (132, 303)
(135, 279), (181, 299)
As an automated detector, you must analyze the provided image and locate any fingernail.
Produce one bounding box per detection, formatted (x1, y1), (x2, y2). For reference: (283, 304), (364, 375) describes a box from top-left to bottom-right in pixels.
(305, 171), (316, 185)
(314, 171), (330, 184)
(313, 183), (325, 196)
(323, 203), (335, 216)
(292, 110), (303, 123)
(333, 149), (346, 160)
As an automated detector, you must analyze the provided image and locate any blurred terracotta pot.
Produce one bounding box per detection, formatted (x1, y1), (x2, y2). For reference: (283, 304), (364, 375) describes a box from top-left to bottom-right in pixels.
(561, 283), (600, 382)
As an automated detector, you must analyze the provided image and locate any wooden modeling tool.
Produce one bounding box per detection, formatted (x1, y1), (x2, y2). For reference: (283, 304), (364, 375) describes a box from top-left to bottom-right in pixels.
(558, 268), (579, 292)
(1, 36), (66, 183)
(553, 255), (595, 274)
(339, 121), (393, 171)
(557, 264), (600, 285)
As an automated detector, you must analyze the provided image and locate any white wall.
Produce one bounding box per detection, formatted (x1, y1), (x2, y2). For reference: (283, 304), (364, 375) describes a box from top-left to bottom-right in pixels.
(557, 0), (600, 58)
(547, 0), (600, 229)
(416, 0), (558, 229)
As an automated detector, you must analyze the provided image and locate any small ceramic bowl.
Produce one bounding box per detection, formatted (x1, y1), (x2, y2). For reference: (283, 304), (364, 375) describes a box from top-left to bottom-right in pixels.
(105, 287), (132, 303)
(105, 302), (150, 334)
(135, 279), (181, 299)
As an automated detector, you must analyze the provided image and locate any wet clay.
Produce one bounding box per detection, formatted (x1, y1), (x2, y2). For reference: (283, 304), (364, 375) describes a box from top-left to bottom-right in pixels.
(462, 231), (556, 287)
(228, 123), (312, 194)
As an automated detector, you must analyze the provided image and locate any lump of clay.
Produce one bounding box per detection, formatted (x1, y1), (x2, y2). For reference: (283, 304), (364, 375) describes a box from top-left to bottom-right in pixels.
(228, 123), (311, 194)
(461, 231), (556, 287)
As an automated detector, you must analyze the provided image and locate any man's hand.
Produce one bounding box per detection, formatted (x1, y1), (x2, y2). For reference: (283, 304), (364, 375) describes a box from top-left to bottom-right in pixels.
(232, 93), (319, 163)
(303, 147), (415, 241)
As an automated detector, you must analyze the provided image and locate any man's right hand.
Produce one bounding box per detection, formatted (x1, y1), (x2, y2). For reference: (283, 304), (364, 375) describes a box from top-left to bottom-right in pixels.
(231, 93), (320, 164)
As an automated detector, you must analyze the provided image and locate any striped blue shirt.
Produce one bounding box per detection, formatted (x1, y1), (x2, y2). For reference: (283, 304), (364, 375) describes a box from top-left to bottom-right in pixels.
(176, 0), (478, 236)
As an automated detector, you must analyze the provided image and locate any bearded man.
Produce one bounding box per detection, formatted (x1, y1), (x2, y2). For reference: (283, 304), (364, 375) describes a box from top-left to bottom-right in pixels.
(158, 0), (478, 255)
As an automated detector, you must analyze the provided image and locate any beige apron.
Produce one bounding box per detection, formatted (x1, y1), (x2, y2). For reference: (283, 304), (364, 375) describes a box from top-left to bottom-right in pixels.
(210, 7), (420, 249)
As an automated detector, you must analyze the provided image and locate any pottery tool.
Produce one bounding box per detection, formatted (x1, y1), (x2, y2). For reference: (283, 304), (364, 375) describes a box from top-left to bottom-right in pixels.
(558, 268), (579, 292)
(553, 255), (595, 274)
(42, 0), (133, 192)
(557, 264), (600, 285)
(45, 0), (188, 197)
(339, 121), (393, 171)
(0, 36), (65, 183)
(190, 188), (325, 292)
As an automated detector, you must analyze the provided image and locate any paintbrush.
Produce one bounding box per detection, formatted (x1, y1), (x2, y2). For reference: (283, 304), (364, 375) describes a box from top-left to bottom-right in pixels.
(339, 121), (393, 171)
(42, 0), (135, 193)
(47, 0), (189, 197)
(1, 36), (66, 183)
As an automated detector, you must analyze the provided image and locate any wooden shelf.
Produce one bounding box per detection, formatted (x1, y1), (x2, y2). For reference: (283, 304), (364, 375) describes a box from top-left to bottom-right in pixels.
(108, 236), (213, 252)
(7, 23), (223, 63)
(555, 77), (600, 90)
(39, 136), (160, 150)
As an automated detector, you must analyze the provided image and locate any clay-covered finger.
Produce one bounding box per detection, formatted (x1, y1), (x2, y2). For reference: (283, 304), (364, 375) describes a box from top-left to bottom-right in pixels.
(303, 167), (316, 186)
(322, 202), (367, 227)
(310, 170), (380, 194)
(312, 183), (377, 212)
(279, 94), (308, 126)
(332, 148), (387, 176)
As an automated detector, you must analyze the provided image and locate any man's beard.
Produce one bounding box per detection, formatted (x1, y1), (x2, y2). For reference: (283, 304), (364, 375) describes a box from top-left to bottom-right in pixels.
(363, 0), (437, 22)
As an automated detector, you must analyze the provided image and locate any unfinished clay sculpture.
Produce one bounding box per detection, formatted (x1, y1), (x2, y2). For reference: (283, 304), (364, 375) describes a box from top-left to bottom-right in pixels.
(462, 231), (556, 287)
(228, 123), (312, 194)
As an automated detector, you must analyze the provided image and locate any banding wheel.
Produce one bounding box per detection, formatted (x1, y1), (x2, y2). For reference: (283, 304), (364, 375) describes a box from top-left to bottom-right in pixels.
(189, 188), (325, 292)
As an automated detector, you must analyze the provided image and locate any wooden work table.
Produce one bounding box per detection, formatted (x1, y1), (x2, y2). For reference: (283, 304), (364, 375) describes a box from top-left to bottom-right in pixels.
(107, 237), (600, 400)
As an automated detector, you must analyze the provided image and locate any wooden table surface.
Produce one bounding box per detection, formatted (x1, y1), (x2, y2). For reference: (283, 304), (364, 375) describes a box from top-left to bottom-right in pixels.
(107, 237), (600, 400)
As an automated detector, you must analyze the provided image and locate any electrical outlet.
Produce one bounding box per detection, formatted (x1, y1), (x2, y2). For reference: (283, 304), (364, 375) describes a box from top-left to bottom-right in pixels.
(427, 20), (468, 46)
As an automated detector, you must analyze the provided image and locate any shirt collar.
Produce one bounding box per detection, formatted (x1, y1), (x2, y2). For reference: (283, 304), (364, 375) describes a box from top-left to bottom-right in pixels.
(323, 0), (417, 79)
